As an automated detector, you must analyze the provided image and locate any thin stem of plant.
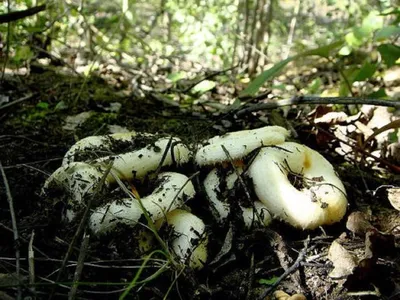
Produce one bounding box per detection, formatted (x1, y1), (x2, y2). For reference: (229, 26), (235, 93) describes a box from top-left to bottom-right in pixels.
(0, 161), (22, 300)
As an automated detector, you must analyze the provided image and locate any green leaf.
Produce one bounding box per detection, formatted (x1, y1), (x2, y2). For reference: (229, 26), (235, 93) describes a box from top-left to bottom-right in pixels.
(339, 66), (359, 96)
(354, 61), (377, 82)
(339, 45), (352, 56)
(306, 77), (323, 94)
(297, 40), (344, 59)
(367, 88), (387, 99)
(14, 46), (33, 62)
(240, 41), (344, 97)
(259, 276), (279, 285)
(36, 102), (49, 110)
(167, 72), (186, 83)
(239, 58), (292, 97)
(378, 44), (400, 67)
(191, 80), (216, 94)
(375, 26), (400, 40)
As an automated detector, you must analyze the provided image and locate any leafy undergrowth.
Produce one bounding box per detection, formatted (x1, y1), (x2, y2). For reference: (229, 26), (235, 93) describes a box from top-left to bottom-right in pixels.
(0, 68), (399, 300)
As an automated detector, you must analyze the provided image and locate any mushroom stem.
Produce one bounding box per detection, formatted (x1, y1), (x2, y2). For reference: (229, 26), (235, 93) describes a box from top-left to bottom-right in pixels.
(248, 142), (347, 229)
(94, 137), (192, 181)
(195, 126), (289, 166)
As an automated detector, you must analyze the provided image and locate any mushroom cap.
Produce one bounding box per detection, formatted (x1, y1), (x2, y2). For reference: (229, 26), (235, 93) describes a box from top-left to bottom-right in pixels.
(42, 162), (105, 221)
(248, 142), (347, 229)
(89, 172), (196, 235)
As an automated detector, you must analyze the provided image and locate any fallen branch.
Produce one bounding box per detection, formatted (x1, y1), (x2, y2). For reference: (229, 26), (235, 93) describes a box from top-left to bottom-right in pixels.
(0, 4), (46, 23)
(236, 95), (400, 116)
(0, 161), (22, 300)
(258, 236), (310, 299)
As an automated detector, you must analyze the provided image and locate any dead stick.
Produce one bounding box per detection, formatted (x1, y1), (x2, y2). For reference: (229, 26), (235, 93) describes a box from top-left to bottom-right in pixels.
(0, 161), (22, 300)
(237, 96), (400, 116)
(258, 236), (310, 299)
(68, 232), (90, 300)
(0, 93), (36, 110)
(48, 161), (113, 300)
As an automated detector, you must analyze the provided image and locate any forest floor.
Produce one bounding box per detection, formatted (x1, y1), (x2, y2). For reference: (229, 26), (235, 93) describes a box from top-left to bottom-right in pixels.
(0, 66), (399, 300)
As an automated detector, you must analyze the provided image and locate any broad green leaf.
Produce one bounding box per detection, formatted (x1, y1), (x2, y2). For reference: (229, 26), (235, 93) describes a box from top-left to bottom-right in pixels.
(191, 80), (216, 94)
(339, 45), (352, 56)
(354, 61), (377, 82)
(361, 11), (384, 34)
(367, 88), (387, 99)
(297, 40), (344, 59)
(259, 276), (279, 285)
(36, 102), (49, 110)
(14, 46), (33, 62)
(378, 44), (400, 67)
(240, 41), (343, 97)
(239, 58), (292, 97)
(375, 26), (400, 40)
(339, 67), (359, 96)
(306, 78), (323, 94)
(167, 72), (186, 83)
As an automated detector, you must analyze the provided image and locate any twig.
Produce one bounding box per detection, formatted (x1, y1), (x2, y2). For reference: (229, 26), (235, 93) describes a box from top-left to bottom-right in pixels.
(0, 93), (36, 110)
(28, 231), (36, 298)
(236, 95), (400, 116)
(220, 145), (263, 226)
(0, 4), (46, 23)
(48, 162), (113, 300)
(0, 161), (22, 300)
(258, 236), (310, 299)
(0, 222), (49, 258)
(68, 232), (90, 300)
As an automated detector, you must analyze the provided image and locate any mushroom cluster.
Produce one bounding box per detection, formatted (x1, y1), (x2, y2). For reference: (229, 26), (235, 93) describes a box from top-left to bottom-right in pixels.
(42, 126), (347, 269)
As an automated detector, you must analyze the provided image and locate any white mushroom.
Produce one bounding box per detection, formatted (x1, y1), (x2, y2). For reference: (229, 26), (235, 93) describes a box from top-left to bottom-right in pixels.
(163, 209), (208, 269)
(203, 167), (271, 227)
(42, 162), (105, 221)
(94, 137), (192, 181)
(248, 142), (347, 229)
(44, 136), (192, 222)
(62, 132), (153, 165)
(89, 172), (196, 235)
(195, 126), (289, 166)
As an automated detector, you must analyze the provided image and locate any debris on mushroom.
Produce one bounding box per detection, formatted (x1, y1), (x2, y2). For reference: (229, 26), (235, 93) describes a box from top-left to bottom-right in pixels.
(89, 172), (196, 235)
(93, 136), (192, 181)
(248, 142), (347, 229)
(62, 131), (153, 165)
(42, 162), (106, 221)
(43, 135), (192, 222)
(204, 167), (271, 227)
(195, 126), (289, 166)
(162, 209), (208, 269)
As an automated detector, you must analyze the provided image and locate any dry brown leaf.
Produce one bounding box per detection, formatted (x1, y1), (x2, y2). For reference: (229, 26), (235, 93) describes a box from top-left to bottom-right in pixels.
(327, 240), (358, 279)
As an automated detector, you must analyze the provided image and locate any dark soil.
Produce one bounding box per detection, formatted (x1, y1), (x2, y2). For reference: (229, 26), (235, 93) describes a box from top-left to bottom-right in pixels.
(0, 68), (399, 300)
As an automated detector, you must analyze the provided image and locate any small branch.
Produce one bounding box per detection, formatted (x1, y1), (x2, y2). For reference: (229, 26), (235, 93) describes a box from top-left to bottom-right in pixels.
(28, 231), (35, 298)
(0, 93), (36, 110)
(0, 161), (22, 300)
(48, 162), (113, 299)
(258, 236), (310, 299)
(0, 4), (46, 23)
(236, 95), (400, 116)
(68, 232), (90, 300)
